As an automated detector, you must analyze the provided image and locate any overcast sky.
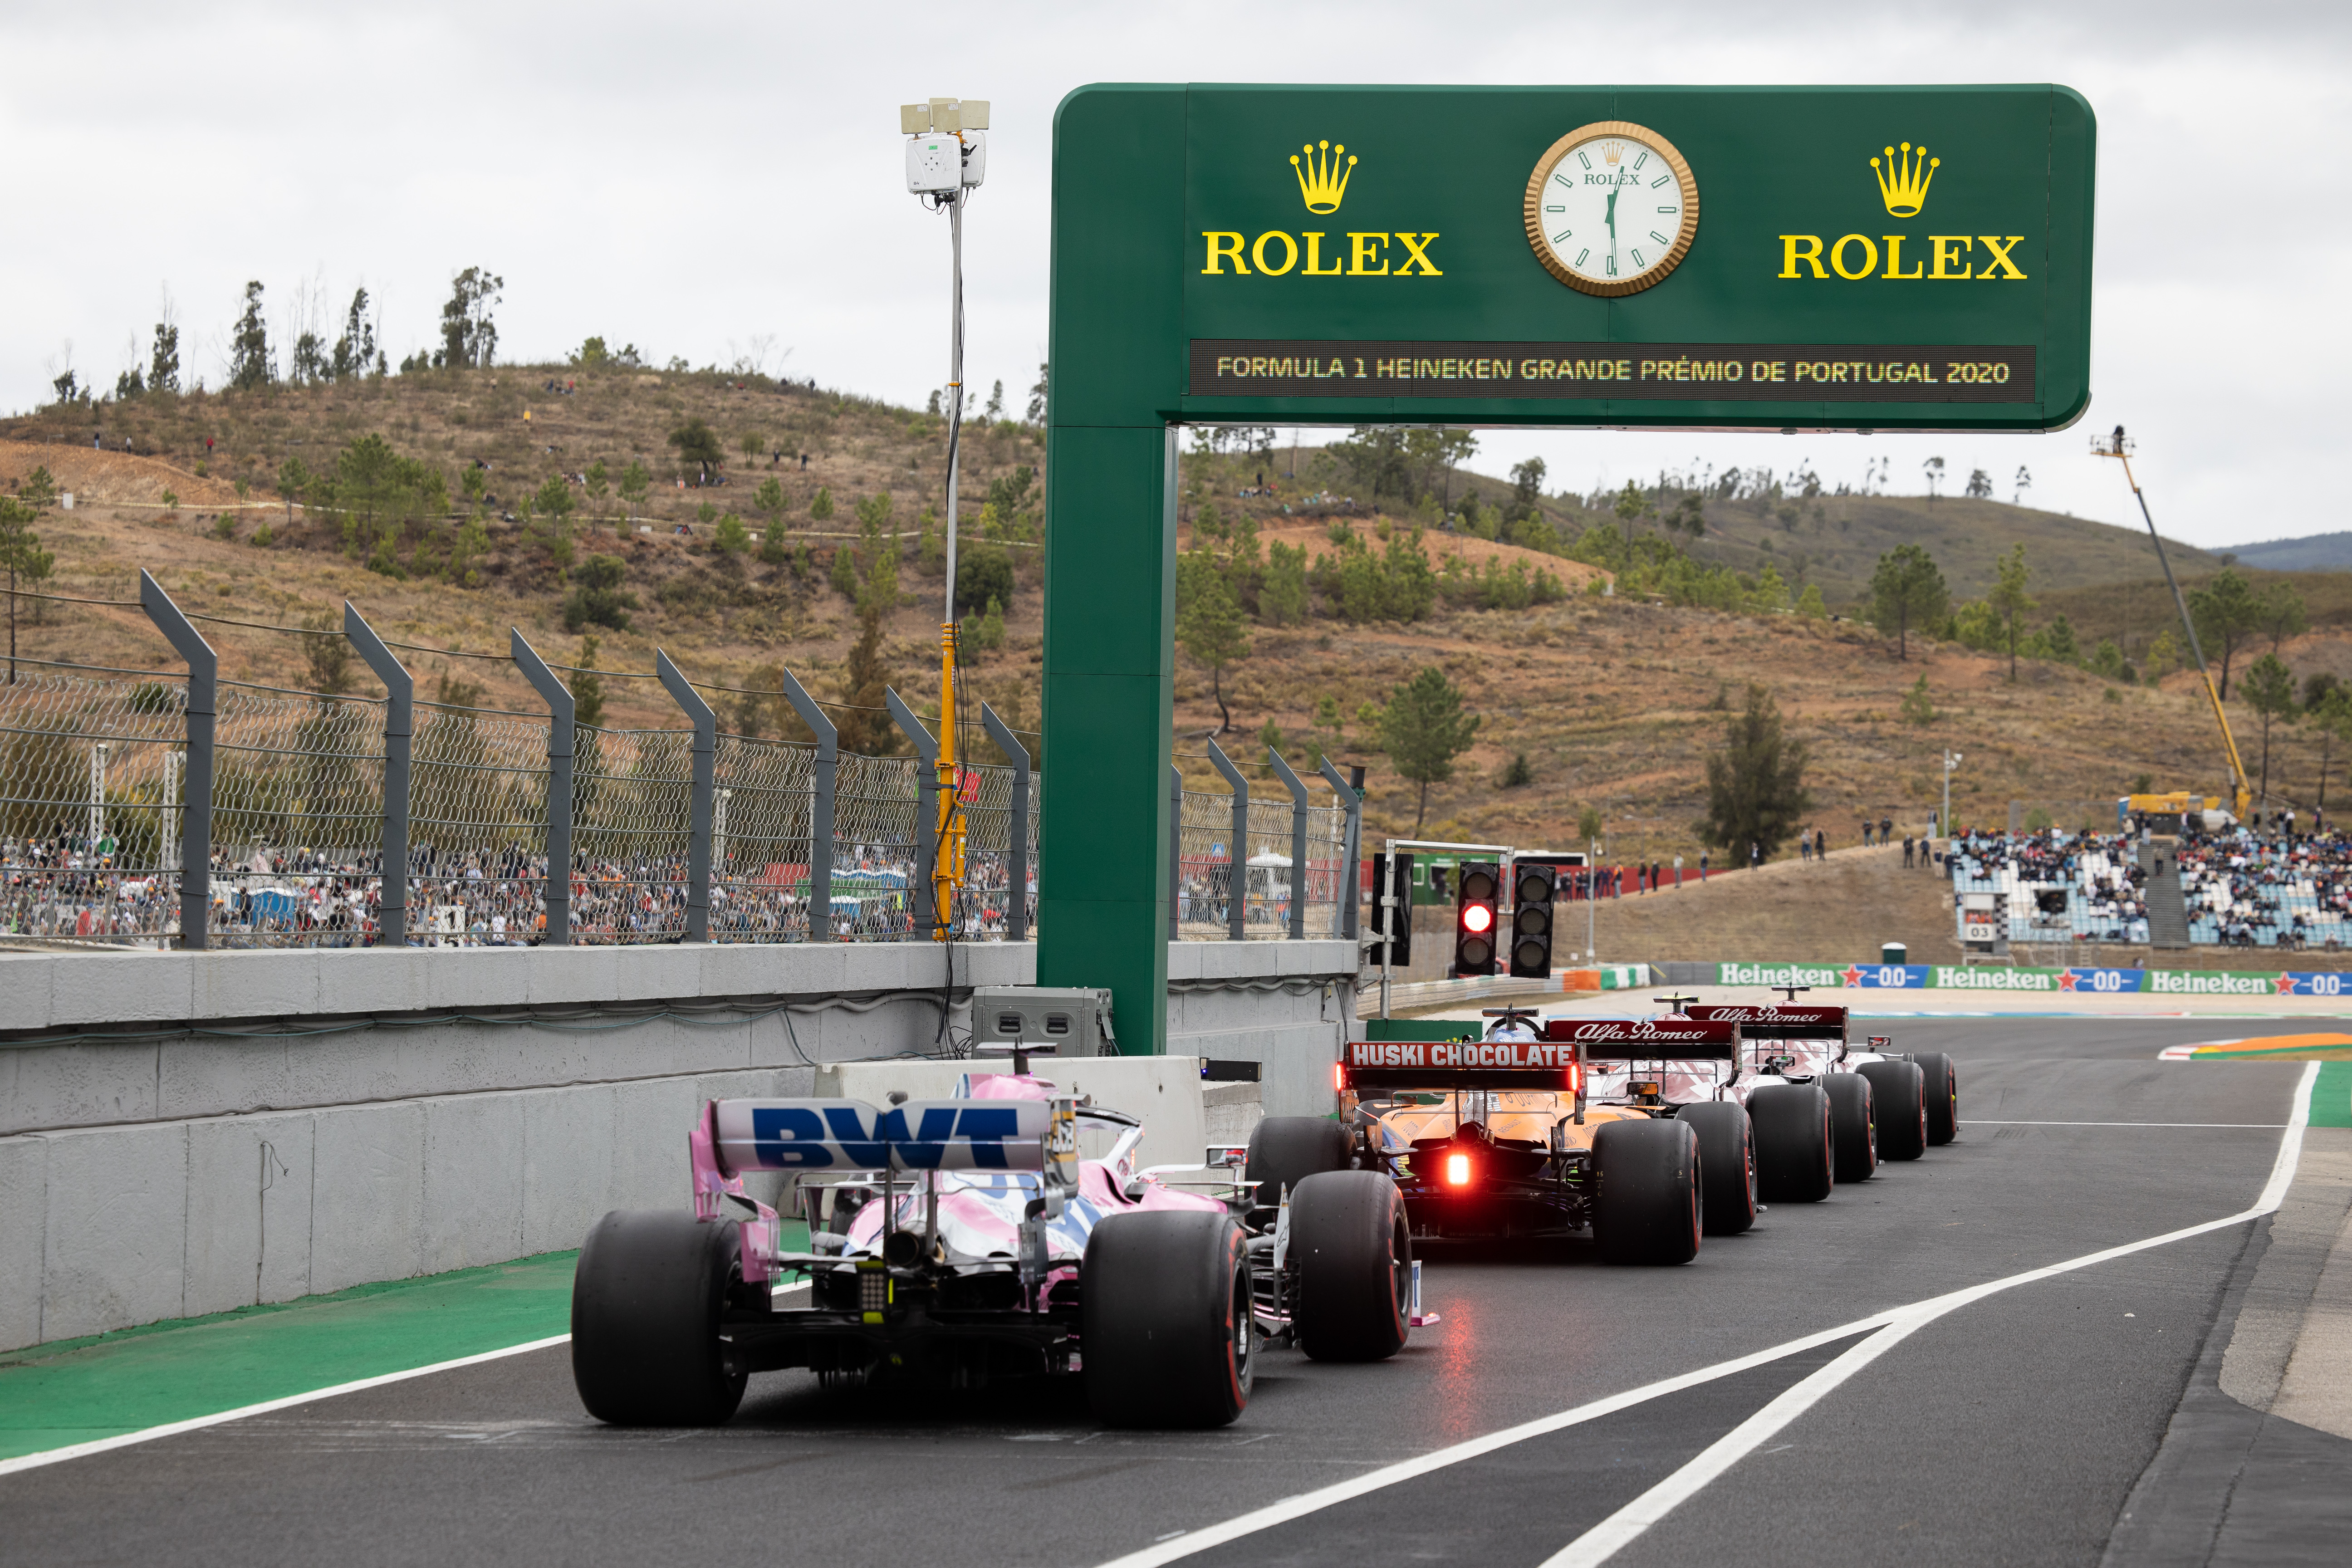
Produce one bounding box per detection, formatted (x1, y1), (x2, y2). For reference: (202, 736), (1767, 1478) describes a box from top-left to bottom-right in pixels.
(5, 1), (2345, 547)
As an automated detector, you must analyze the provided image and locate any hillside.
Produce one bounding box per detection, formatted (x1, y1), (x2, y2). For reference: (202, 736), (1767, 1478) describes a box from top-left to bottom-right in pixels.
(1659, 490), (2223, 607)
(2233, 532), (2352, 573)
(0, 367), (2294, 875)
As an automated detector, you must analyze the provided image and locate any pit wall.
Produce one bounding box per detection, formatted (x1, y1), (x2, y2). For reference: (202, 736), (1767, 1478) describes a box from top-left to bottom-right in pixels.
(0, 939), (1357, 1351)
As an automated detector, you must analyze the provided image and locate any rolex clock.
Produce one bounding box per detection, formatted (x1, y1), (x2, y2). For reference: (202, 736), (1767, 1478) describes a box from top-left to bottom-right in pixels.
(1524, 122), (1700, 296)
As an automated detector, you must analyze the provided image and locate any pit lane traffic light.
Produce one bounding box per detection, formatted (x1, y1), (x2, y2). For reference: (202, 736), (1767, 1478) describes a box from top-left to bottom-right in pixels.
(1509, 861), (1555, 977)
(1454, 861), (1499, 975)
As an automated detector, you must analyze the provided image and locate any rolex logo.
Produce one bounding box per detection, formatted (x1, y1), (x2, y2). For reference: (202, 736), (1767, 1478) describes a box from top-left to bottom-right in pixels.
(1290, 140), (1357, 215)
(1601, 141), (1624, 166)
(1872, 141), (1939, 217)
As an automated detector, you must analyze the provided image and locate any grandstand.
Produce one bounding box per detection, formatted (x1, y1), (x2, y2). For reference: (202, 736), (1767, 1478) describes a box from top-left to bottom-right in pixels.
(2177, 837), (2352, 950)
(1947, 830), (2152, 946)
(1948, 827), (2352, 951)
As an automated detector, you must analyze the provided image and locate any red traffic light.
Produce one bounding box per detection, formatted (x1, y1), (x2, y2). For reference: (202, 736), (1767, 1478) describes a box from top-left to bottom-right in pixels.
(1454, 860), (1500, 975)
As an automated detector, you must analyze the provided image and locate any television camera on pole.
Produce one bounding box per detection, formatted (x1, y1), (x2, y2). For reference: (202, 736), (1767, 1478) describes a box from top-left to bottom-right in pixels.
(900, 95), (990, 937)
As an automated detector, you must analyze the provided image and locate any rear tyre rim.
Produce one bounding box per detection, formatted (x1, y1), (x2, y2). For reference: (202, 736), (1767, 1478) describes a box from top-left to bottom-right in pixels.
(1231, 1256), (1254, 1396)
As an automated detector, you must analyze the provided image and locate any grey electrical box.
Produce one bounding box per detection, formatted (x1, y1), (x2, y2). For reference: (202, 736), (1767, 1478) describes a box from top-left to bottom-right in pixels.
(968, 986), (1117, 1058)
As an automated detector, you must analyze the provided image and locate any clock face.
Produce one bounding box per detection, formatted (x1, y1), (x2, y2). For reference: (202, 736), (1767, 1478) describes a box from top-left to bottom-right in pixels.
(1524, 121), (1700, 297)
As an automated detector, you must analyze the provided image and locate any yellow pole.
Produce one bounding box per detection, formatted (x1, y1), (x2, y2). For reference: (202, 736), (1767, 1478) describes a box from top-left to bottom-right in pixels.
(934, 620), (965, 938)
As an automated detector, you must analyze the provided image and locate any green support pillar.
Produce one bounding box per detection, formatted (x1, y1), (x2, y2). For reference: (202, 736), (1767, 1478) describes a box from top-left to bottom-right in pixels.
(1038, 84), (1188, 1054)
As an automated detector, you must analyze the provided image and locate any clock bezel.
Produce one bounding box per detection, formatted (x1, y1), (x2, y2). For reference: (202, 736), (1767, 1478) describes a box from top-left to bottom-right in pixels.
(1523, 120), (1701, 298)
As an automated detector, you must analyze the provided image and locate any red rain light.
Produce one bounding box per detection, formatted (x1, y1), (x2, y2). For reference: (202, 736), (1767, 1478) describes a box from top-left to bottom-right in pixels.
(1446, 1153), (1472, 1186)
(1461, 905), (1494, 935)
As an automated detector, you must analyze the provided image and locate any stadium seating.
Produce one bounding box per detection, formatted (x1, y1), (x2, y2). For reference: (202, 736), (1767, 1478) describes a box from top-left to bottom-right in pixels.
(1947, 826), (2352, 950)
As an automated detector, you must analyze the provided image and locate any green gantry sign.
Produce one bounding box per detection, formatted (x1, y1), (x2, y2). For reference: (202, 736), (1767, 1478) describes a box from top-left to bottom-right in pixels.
(1040, 84), (2096, 1051)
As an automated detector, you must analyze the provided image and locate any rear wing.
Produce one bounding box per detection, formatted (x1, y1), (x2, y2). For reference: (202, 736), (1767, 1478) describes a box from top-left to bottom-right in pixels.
(708, 1097), (1073, 1176)
(1683, 1004), (1847, 1044)
(1542, 1018), (1741, 1061)
(1343, 1037), (1581, 1091)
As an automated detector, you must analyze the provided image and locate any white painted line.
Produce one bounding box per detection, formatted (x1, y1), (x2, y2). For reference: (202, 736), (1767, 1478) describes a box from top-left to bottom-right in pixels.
(1539, 1318), (1926, 1568)
(1970, 1120), (2288, 1128)
(0, 1335), (573, 1480)
(1539, 1058), (2321, 1568)
(0, 1280), (810, 1478)
(1094, 1062), (2323, 1568)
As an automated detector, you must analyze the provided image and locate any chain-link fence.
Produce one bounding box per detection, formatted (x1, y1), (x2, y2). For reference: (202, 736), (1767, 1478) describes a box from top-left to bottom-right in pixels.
(210, 680), (388, 946)
(571, 724), (695, 944)
(956, 760), (1039, 940)
(1175, 782), (1354, 939)
(405, 700), (554, 946)
(3, 579), (1362, 951)
(831, 750), (925, 941)
(711, 730), (821, 942)
(0, 660), (187, 946)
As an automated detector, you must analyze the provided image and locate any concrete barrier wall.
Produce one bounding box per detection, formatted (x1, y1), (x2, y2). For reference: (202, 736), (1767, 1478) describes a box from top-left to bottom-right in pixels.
(0, 939), (1358, 1350)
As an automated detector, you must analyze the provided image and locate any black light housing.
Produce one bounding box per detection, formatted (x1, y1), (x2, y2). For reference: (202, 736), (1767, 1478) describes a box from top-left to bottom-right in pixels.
(1454, 861), (1499, 975)
(1509, 862), (1555, 978)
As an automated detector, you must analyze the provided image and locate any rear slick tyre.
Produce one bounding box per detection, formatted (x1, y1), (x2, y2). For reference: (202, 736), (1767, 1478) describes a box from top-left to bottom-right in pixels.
(1083, 1210), (1254, 1428)
(1823, 1072), (1877, 1183)
(1245, 1116), (1353, 1209)
(1289, 1171), (1411, 1362)
(1677, 1101), (1757, 1236)
(571, 1210), (748, 1426)
(1859, 1059), (1928, 1161)
(1748, 1083), (1834, 1203)
(1591, 1117), (1703, 1264)
(1916, 1052), (1960, 1145)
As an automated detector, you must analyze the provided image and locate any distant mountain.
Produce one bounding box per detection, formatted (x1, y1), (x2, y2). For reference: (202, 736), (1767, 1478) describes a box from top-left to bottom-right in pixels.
(2228, 532), (2352, 573)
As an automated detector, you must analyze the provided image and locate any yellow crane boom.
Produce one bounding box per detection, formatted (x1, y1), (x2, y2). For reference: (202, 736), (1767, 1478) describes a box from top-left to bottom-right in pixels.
(2095, 426), (2253, 821)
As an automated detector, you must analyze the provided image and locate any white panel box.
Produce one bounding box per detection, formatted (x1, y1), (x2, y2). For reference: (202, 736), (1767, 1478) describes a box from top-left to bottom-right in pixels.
(905, 135), (960, 194)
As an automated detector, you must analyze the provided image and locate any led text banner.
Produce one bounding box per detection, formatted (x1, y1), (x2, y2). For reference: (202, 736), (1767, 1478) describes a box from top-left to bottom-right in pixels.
(1188, 340), (2034, 402)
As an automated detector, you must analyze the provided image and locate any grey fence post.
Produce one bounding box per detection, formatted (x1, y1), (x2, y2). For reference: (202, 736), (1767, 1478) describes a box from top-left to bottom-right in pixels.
(656, 650), (715, 942)
(776, 666), (835, 941)
(140, 570), (213, 950)
(1207, 739), (1249, 940)
(1169, 764), (1183, 939)
(344, 603), (412, 947)
(980, 702), (1030, 943)
(885, 689), (938, 937)
(511, 630), (574, 946)
(1316, 755), (1363, 940)
(1266, 748), (1310, 941)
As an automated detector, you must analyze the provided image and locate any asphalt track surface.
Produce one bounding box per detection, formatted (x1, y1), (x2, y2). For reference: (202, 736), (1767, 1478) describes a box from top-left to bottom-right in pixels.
(4, 1019), (2344, 1568)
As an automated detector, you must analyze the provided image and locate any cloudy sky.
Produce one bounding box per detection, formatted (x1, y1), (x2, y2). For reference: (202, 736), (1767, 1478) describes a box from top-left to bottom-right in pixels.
(5, 1), (2344, 546)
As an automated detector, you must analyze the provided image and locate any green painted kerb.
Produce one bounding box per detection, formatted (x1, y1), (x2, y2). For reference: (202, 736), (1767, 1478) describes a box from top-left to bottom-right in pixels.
(0, 1253), (578, 1463)
(2313, 1062), (2352, 1128)
(1040, 83), (2095, 1051)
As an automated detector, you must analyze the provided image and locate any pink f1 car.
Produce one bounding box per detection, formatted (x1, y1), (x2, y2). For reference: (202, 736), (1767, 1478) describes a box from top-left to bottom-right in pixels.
(570, 1072), (1414, 1430)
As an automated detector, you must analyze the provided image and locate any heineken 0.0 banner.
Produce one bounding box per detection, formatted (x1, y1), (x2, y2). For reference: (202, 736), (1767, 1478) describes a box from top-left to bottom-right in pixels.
(1711, 962), (2350, 997)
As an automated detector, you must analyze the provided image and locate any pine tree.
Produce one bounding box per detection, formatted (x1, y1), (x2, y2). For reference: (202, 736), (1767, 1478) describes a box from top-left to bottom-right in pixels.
(1869, 543), (1949, 659)
(229, 281), (273, 389)
(2187, 568), (2262, 700)
(836, 608), (898, 755)
(1379, 665), (1480, 831)
(1988, 542), (2032, 680)
(331, 288), (377, 380)
(1700, 685), (1813, 859)
(438, 267), (503, 368)
(570, 635), (607, 729)
(149, 318), (180, 393)
(2241, 652), (2298, 806)
(1176, 551), (1249, 735)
